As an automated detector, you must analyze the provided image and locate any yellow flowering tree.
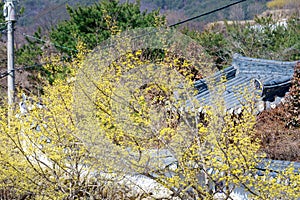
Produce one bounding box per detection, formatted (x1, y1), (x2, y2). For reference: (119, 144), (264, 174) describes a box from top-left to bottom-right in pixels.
(0, 28), (299, 199)
(74, 28), (300, 199)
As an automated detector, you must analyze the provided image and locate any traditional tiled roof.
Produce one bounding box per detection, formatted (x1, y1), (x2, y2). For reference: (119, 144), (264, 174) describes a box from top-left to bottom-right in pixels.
(257, 158), (300, 176)
(194, 54), (298, 112)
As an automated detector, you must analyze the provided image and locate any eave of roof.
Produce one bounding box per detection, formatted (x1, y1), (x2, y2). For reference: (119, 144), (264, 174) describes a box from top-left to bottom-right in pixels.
(194, 54), (298, 111)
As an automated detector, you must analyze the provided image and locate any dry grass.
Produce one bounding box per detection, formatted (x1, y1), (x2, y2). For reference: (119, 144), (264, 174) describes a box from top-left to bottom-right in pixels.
(255, 106), (300, 162)
(255, 62), (300, 162)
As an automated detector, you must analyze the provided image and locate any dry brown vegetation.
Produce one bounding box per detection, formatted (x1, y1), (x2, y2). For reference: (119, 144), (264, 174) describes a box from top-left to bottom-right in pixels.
(255, 62), (300, 162)
(256, 108), (300, 161)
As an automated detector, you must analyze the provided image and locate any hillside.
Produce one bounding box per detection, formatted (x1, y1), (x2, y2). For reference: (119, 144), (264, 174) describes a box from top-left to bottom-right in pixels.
(16, 0), (269, 34)
(18, 0), (98, 27)
(143, 0), (269, 28)
(14, 0), (300, 32)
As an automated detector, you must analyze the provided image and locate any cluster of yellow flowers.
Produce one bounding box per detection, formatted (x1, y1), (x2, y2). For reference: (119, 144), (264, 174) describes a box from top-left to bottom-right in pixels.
(0, 29), (298, 199)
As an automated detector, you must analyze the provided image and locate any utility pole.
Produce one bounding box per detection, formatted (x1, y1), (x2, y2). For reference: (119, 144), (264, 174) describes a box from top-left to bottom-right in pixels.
(3, 0), (16, 105)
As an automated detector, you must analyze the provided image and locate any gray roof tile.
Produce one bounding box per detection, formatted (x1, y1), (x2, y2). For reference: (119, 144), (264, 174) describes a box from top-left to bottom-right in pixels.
(194, 54), (298, 111)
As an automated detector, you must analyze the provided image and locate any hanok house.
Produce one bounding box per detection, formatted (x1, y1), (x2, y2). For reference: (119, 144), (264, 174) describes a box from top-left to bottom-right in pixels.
(192, 54), (300, 199)
(194, 53), (298, 113)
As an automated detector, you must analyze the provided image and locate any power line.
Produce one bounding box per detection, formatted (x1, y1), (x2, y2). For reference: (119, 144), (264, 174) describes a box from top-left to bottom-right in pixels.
(0, 71), (9, 79)
(0, 58), (71, 80)
(169, 0), (248, 27)
(92, 0), (250, 51)
(1, 0), (250, 78)
(0, 62), (48, 93)
(23, 33), (78, 53)
(15, 63), (46, 71)
(17, 0), (249, 55)
(0, 64), (42, 80)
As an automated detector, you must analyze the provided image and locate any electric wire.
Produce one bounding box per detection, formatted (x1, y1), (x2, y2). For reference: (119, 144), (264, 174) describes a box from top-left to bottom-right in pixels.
(0, 71), (9, 79)
(0, 58), (72, 80)
(169, 0), (248, 27)
(0, 0), (249, 80)
(0, 65), (41, 80)
(21, 0), (249, 53)
(82, 0), (250, 51)
(23, 33), (78, 52)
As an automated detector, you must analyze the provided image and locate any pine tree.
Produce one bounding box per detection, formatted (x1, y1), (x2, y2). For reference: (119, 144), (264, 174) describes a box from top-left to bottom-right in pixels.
(50, 0), (164, 54)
